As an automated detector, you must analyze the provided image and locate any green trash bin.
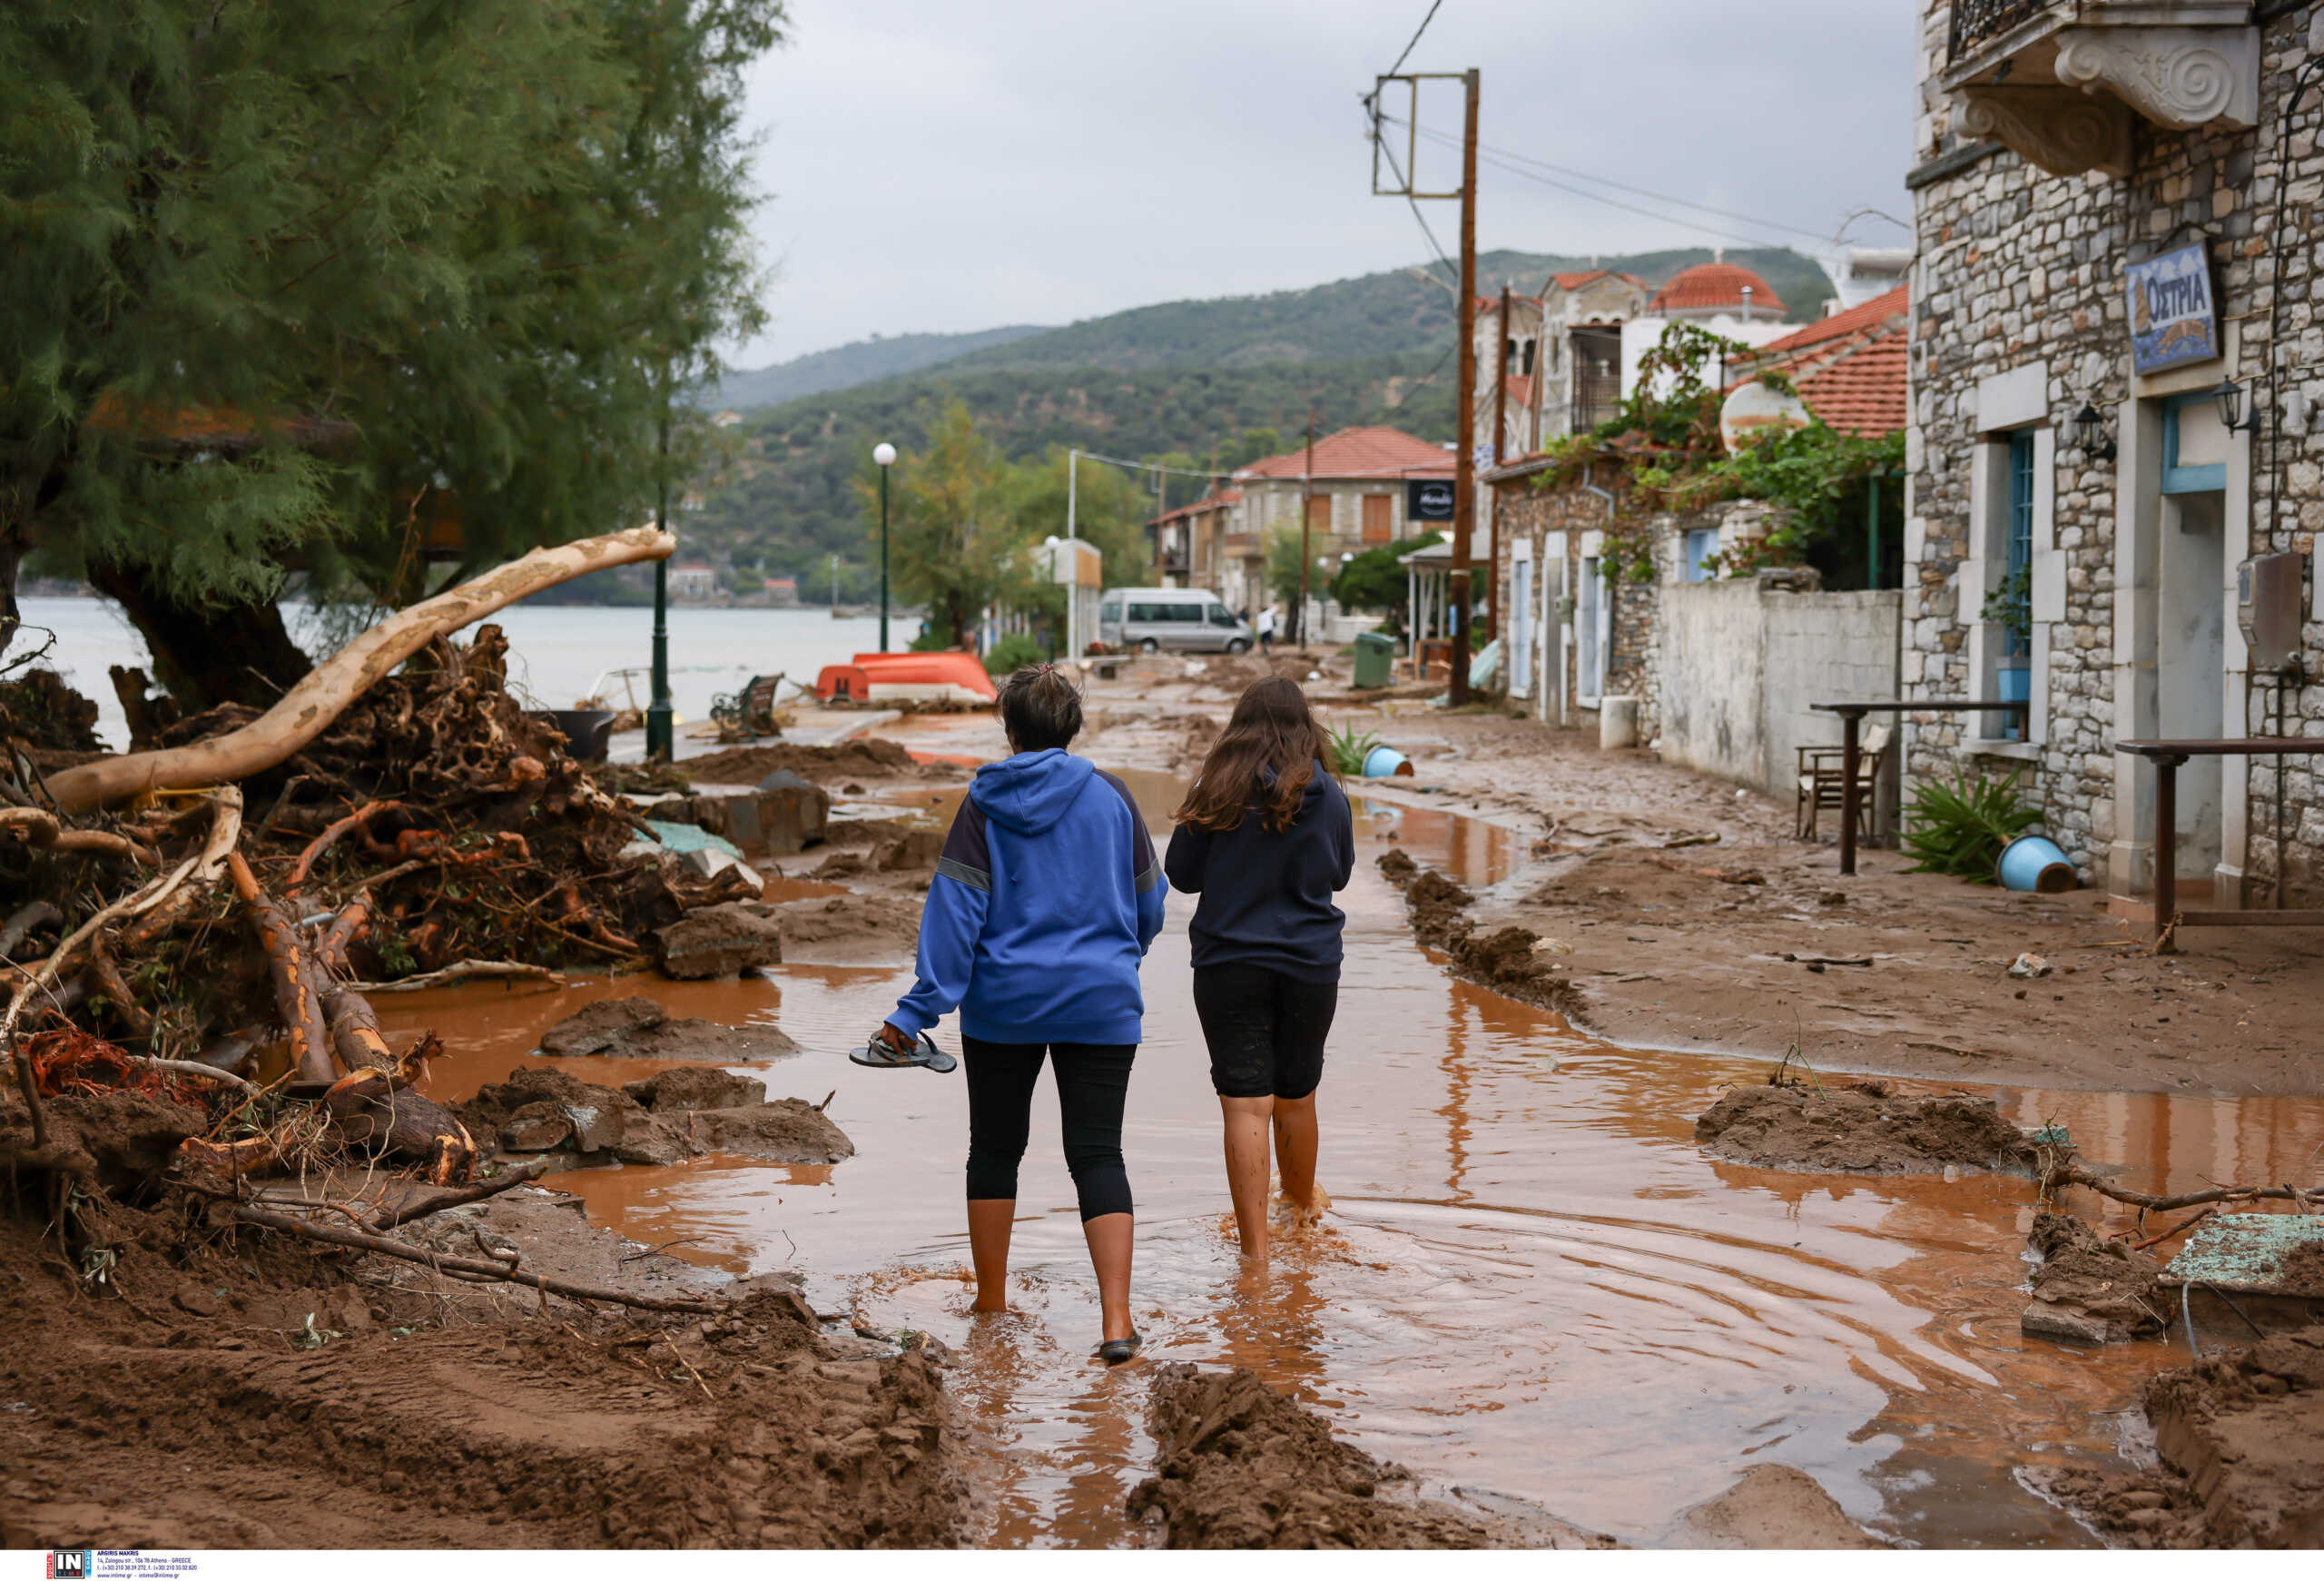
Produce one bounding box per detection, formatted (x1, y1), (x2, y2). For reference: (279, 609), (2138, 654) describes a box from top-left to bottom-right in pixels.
(1352, 630), (1396, 689)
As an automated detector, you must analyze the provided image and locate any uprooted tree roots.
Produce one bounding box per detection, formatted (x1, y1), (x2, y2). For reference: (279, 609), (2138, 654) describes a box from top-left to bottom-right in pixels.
(3, 618), (766, 1299)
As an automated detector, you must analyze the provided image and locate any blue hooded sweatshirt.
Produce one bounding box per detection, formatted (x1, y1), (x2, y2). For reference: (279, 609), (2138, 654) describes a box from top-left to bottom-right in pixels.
(889, 749), (1167, 1046)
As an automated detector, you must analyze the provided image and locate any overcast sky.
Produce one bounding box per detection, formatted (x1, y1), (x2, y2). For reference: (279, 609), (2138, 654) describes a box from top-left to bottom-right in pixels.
(729, 0), (1915, 369)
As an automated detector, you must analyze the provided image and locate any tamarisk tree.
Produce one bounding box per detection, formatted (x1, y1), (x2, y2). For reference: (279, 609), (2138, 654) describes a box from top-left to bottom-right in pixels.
(0, 0), (782, 708)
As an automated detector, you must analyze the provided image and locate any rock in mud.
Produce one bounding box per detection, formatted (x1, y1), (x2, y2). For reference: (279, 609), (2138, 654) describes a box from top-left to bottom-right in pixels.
(457, 1065), (849, 1167)
(1693, 1081), (2044, 1174)
(498, 1101), (576, 1152)
(1128, 1364), (1609, 1549)
(775, 892), (923, 959)
(1375, 847), (1418, 885)
(2034, 1325), (2324, 1547)
(2021, 1211), (2168, 1345)
(684, 1098), (854, 1163)
(623, 1066), (766, 1112)
(654, 903), (785, 979)
(1671, 1465), (1883, 1548)
(537, 996), (799, 1062)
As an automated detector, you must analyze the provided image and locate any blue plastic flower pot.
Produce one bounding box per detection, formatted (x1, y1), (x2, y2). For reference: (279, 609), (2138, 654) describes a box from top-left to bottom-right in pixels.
(1998, 834), (2076, 893)
(1362, 745), (1412, 778)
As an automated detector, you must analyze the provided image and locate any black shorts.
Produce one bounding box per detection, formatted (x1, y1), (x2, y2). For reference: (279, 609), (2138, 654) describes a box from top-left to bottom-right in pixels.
(1191, 963), (1336, 1101)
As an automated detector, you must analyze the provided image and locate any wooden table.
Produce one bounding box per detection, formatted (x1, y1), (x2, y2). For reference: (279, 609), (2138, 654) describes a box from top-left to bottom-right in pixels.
(1810, 700), (2030, 875)
(2115, 737), (2324, 946)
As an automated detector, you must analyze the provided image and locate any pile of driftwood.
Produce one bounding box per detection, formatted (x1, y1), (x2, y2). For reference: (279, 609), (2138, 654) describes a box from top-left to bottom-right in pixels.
(0, 531), (753, 1290)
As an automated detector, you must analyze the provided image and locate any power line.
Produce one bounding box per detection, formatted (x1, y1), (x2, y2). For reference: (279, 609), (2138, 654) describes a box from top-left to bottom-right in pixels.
(1387, 113), (1835, 251)
(1384, 0), (1446, 79)
(1367, 108), (1461, 290)
(1074, 449), (1227, 481)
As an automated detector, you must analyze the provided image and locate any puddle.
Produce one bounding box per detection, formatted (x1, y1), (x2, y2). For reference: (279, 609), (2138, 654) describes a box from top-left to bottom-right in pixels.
(385, 786), (2324, 1548)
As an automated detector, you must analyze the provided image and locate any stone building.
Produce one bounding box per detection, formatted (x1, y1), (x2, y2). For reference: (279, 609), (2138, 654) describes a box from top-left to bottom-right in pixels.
(1903, 0), (2324, 910)
(1149, 427), (1452, 615)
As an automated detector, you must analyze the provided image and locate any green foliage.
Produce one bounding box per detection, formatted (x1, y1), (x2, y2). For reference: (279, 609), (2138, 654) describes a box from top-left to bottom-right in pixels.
(682, 248), (1837, 595)
(1901, 769), (2043, 883)
(1983, 561), (2034, 646)
(1688, 423), (1906, 577)
(717, 246), (1830, 397)
(1603, 321), (1748, 451)
(1330, 533), (1441, 615)
(876, 402), (1041, 650)
(1324, 723), (1383, 777)
(1265, 521), (1314, 607)
(2, 0), (782, 643)
(983, 633), (1049, 676)
(690, 355), (1449, 595)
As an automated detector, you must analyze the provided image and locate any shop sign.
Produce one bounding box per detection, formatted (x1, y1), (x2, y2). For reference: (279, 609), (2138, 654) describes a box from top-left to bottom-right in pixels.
(2127, 242), (2220, 374)
(1406, 478), (1455, 520)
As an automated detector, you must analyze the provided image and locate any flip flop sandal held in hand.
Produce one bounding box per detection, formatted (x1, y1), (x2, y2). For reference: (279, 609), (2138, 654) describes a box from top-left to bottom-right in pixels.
(848, 1029), (957, 1073)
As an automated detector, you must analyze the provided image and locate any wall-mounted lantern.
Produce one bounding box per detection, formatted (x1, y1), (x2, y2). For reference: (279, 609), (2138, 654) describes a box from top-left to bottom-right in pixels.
(2072, 401), (2116, 462)
(2211, 376), (2263, 435)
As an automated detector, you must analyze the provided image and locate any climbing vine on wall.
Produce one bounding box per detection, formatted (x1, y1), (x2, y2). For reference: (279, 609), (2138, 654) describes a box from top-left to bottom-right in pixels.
(1523, 320), (1903, 578)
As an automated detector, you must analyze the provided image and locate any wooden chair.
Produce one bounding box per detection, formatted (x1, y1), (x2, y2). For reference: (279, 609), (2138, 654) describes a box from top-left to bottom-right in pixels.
(1797, 722), (1891, 843)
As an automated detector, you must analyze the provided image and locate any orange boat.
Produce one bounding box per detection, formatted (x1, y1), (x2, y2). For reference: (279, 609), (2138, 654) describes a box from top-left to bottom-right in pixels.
(815, 651), (998, 705)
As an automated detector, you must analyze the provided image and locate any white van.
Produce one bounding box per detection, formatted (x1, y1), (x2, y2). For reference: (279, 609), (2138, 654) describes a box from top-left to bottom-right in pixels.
(1097, 588), (1253, 654)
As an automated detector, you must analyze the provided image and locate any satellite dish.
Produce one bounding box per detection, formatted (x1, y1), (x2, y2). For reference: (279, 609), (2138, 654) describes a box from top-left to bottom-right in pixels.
(1720, 380), (1812, 452)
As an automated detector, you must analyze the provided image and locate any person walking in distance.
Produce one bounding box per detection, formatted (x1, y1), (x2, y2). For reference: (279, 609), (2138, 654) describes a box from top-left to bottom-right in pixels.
(1164, 677), (1353, 1261)
(1256, 604), (1277, 656)
(874, 666), (1167, 1363)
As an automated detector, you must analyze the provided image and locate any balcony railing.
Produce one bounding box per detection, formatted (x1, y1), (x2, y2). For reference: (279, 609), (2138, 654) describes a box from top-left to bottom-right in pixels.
(1947, 0), (2054, 63)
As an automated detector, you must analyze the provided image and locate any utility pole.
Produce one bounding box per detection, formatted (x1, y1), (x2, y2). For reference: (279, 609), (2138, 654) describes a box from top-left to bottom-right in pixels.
(1449, 69), (1479, 703)
(1367, 66), (1480, 702)
(1490, 278), (1510, 648)
(1295, 408), (1316, 649)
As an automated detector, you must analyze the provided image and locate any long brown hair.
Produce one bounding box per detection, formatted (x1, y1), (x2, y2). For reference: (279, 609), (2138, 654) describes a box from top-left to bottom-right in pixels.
(1173, 676), (1331, 832)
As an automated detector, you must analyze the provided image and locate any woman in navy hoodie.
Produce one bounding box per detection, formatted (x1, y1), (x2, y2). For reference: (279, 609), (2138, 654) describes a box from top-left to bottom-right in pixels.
(1163, 677), (1353, 1261)
(876, 665), (1167, 1364)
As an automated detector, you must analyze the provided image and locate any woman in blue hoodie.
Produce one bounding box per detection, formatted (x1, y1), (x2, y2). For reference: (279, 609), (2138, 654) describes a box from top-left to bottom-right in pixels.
(875, 665), (1166, 1364)
(1163, 677), (1353, 1262)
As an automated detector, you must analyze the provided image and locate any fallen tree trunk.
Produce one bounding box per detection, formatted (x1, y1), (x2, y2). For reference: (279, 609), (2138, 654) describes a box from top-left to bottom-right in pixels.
(227, 851), (336, 1084)
(231, 1203), (716, 1314)
(342, 959), (564, 993)
(370, 1157), (550, 1230)
(43, 527), (675, 812)
(2046, 1161), (2323, 1214)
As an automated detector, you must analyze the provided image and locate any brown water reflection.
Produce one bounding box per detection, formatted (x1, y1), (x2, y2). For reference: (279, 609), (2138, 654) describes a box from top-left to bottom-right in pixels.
(393, 784), (2324, 1548)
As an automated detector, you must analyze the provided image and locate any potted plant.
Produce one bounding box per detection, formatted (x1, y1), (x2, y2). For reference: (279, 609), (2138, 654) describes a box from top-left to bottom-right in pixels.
(1983, 562), (2033, 739)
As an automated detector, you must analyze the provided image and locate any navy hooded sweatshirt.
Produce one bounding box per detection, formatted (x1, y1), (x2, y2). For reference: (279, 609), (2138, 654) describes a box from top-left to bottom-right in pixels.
(890, 749), (1167, 1046)
(1163, 761), (1354, 983)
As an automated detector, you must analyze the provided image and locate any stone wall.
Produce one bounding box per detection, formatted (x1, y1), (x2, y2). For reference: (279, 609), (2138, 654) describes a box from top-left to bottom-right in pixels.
(1493, 473), (1788, 749)
(1905, 4), (2324, 902)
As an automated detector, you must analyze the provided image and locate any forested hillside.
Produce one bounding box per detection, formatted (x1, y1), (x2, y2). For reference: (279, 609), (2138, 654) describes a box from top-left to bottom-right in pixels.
(685, 246), (1833, 594)
(707, 324), (1050, 410)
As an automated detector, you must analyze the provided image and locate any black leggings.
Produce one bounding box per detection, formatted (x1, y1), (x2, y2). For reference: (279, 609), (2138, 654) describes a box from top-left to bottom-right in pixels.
(1192, 964), (1337, 1100)
(961, 1036), (1136, 1221)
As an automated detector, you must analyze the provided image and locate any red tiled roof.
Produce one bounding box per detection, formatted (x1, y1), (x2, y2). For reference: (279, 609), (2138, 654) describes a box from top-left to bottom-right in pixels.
(1548, 270), (1646, 292)
(1727, 285), (1907, 438)
(1232, 426), (1452, 482)
(1147, 487), (1243, 527)
(1648, 261), (1787, 317)
(1754, 284), (1909, 355)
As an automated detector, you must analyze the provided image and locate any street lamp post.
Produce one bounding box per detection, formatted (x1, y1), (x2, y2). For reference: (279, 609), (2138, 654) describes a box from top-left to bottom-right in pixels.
(645, 400), (675, 763)
(873, 442), (897, 651)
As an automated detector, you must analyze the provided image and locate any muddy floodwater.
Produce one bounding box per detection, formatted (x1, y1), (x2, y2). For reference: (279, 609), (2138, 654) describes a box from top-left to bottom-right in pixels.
(387, 781), (2324, 1548)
